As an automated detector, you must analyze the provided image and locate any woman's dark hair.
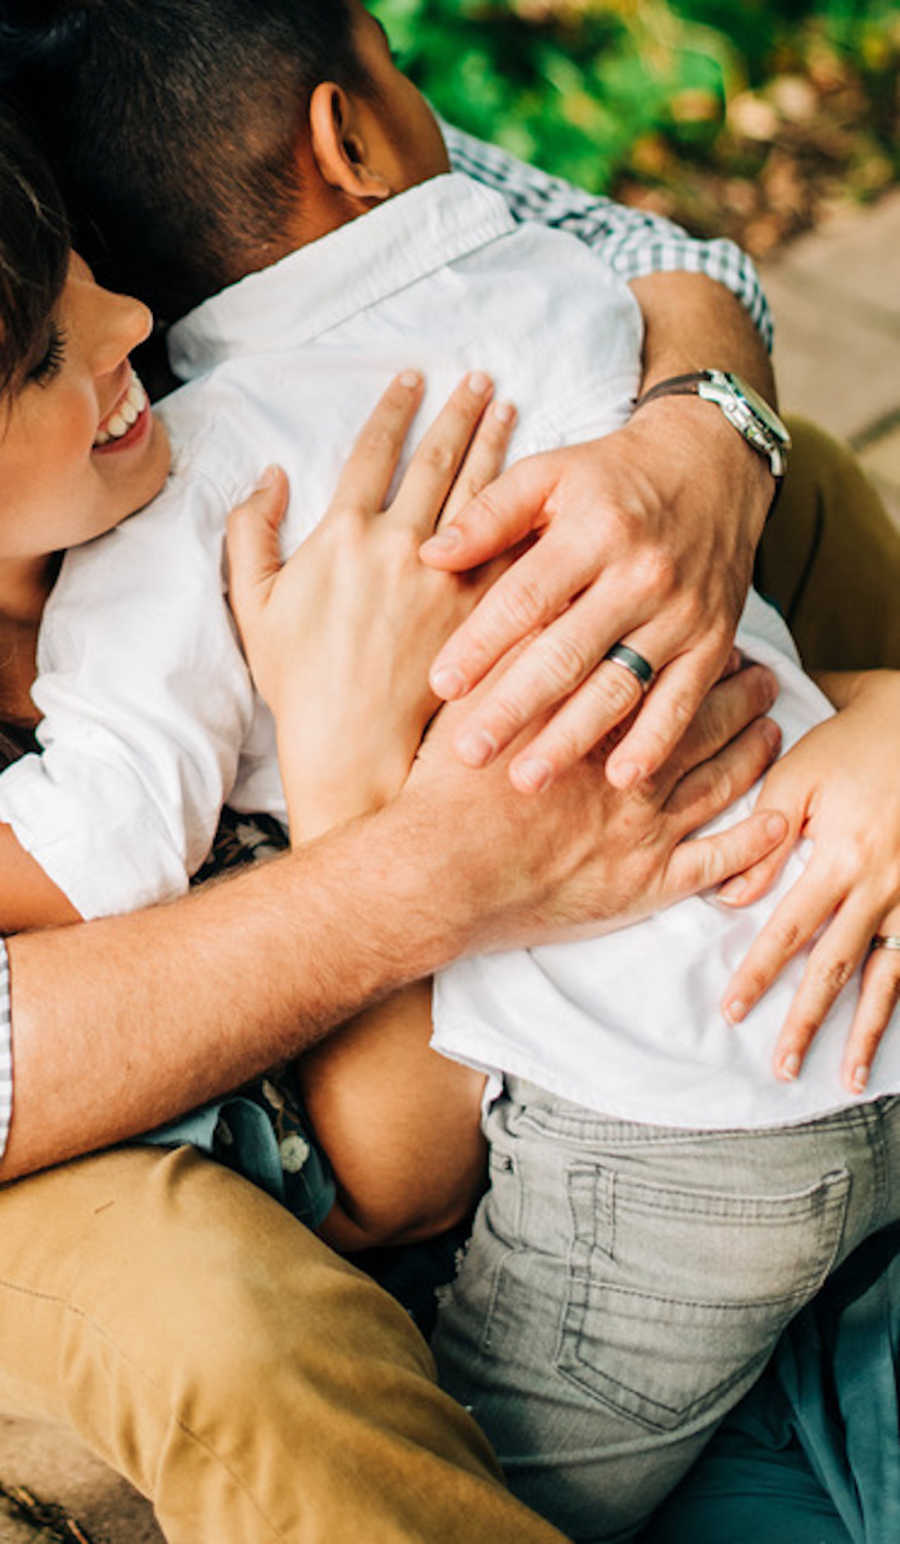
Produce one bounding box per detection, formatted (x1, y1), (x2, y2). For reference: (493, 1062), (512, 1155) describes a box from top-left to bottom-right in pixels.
(0, 103), (69, 398)
(0, 0), (367, 323)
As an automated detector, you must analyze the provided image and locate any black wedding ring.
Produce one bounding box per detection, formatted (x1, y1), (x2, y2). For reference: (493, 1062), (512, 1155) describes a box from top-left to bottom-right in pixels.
(604, 642), (654, 691)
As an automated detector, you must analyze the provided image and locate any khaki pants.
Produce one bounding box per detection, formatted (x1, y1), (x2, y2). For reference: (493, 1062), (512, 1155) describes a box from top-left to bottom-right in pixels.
(0, 1146), (567, 1542)
(0, 424), (896, 1543)
(758, 417), (900, 671)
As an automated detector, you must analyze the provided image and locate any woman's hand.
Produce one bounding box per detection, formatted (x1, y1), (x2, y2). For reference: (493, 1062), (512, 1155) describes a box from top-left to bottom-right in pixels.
(227, 370), (516, 841)
(718, 670), (900, 1092)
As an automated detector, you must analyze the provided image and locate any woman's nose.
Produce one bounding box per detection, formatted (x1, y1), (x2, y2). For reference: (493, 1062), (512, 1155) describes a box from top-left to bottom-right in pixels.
(90, 287), (153, 378)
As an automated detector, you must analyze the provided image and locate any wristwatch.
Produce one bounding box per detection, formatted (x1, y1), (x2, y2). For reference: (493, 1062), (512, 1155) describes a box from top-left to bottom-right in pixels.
(633, 370), (791, 481)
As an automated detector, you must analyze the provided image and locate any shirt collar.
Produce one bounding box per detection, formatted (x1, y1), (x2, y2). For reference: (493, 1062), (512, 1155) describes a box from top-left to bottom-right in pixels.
(168, 172), (516, 380)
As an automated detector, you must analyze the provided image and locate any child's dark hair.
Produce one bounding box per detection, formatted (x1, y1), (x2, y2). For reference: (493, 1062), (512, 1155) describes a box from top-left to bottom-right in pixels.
(0, 102), (69, 399)
(0, 0), (368, 322)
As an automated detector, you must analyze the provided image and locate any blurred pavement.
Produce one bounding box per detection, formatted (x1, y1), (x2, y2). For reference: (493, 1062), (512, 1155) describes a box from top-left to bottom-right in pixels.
(761, 187), (900, 528)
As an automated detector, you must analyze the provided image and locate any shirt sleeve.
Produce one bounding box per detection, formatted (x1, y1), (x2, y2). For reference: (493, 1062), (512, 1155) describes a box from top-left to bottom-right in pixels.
(0, 468), (256, 921)
(0, 942), (12, 1160)
(443, 121), (772, 351)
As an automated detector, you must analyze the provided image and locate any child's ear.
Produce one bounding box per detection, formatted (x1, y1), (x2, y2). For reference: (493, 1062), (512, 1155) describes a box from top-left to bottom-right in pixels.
(308, 82), (392, 203)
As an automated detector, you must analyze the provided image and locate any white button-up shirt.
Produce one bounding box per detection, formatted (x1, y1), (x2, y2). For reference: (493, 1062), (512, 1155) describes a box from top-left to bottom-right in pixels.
(1, 173), (891, 1136)
(0, 133), (774, 1160)
(0, 172), (641, 918)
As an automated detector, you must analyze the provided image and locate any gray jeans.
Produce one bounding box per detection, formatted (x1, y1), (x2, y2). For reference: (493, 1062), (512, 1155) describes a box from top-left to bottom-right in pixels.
(432, 1078), (900, 1542)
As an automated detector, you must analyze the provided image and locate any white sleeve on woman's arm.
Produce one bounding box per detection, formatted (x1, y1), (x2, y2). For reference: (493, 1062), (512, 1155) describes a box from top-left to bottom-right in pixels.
(0, 944), (10, 1158)
(0, 469), (256, 920)
(443, 121), (772, 350)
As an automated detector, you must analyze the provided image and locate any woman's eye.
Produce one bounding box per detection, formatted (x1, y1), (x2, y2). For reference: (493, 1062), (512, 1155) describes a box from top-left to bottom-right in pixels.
(26, 324), (67, 386)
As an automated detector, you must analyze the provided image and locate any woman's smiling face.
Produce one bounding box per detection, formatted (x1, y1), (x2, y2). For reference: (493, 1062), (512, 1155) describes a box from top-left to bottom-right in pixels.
(0, 252), (171, 564)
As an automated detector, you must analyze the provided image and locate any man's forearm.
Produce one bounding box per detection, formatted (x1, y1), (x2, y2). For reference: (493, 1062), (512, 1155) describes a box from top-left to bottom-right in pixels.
(2, 799), (480, 1182)
(2, 658), (785, 1182)
(629, 271), (776, 404)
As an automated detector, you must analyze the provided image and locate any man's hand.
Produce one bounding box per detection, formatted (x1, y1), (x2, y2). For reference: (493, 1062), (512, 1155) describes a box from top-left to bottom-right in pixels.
(420, 271), (776, 794)
(421, 396), (772, 793)
(407, 656), (786, 950)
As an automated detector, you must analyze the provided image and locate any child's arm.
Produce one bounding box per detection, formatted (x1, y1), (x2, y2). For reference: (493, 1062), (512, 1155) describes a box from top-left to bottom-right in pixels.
(0, 824), (81, 931)
(719, 669), (900, 1092)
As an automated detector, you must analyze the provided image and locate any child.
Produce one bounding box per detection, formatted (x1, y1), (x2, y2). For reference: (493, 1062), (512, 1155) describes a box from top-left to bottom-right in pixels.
(2, 4), (900, 1538)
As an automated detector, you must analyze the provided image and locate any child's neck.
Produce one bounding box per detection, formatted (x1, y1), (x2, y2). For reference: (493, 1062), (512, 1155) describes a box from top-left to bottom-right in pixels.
(0, 556), (58, 727)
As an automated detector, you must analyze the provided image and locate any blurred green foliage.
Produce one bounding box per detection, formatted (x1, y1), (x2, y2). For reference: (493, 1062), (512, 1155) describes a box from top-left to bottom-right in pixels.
(371, 0), (899, 200)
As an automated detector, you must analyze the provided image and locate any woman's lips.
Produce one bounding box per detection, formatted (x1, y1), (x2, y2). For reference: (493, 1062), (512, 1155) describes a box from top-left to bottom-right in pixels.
(93, 372), (150, 447)
(92, 397), (153, 455)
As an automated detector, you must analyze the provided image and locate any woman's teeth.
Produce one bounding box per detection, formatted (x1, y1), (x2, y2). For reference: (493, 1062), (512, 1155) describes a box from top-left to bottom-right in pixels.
(94, 375), (148, 446)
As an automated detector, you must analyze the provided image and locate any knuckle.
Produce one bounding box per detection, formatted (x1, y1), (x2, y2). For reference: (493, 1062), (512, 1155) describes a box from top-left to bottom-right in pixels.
(480, 690), (529, 742)
(793, 1020), (819, 1052)
(592, 662), (641, 715)
(358, 425), (399, 460)
(328, 504), (366, 547)
(537, 631), (592, 693)
(687, 844), (725, 890)
(673, 690), (699, 732)
(421, 440), (456, 475)
(773, 918), (802, 955)
(632, 547), (678, 601)
(544, 722), (588, 771)
(702, 761), (734, 811)
(496, 573), (552, 634)
(744, 960), (776, 1000)
(816, 956), (853, 997)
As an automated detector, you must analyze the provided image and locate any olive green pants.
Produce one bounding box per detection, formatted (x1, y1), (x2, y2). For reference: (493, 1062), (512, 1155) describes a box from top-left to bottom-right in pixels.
(0, 423), (896, 1544)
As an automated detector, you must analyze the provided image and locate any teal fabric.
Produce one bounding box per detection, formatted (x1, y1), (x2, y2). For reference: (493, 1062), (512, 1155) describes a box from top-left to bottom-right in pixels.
(142, 1085), (336, 1230)
(649, 1225), (900, 1543)
(138, 810), (338, 1230)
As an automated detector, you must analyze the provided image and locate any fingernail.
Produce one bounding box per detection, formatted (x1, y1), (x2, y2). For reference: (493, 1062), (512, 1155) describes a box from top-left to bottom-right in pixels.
(492, 400), (517, 424)
(512, 758), (552, 793)
(725, 648), (742, 675)
(421, 527), (461, 555)
(765, 813), (786, 839)
(258, 464), (280, 488)
(718, 878), (747, 905)
(724, 998), (747, 1024)
(398, 369), (422, 389)
(763, 719), (782, 750)
(467, 371), (492, 397)
(850, 1064), (869, 1094)
(455, 728), (497, 767)
(430, 665), (467, 699)
(780, 1052), (801, 1081)
(611, 761), (641, 789)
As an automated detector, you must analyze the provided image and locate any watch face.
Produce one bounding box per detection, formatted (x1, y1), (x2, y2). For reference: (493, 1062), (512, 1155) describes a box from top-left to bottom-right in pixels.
(724, 373), (791, 446)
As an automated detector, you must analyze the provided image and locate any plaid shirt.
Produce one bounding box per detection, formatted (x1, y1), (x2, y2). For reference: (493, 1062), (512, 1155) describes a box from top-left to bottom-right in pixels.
(445, 123), (772, 351)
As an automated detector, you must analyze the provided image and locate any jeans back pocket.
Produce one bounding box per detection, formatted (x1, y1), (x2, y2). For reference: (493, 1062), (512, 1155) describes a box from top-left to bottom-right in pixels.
(558, 1161), (851, 1432)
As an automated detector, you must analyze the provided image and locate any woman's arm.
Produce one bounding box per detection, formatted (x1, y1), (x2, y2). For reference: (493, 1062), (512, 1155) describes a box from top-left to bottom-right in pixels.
(719, 669), (900, 1091)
